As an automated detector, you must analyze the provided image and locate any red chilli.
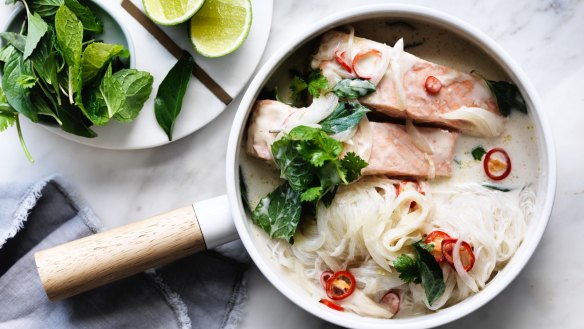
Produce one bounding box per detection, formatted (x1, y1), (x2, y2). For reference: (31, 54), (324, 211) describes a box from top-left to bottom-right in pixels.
(483, 147), (512, 181)
(425, 76), (442, 94)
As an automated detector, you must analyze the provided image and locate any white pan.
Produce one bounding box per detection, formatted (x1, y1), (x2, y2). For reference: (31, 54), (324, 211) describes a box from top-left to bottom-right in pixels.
(34, 4), (556, 329)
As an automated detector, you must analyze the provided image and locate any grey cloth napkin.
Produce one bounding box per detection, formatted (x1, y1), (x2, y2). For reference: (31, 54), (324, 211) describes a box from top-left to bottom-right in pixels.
(0, 176), (250, 329)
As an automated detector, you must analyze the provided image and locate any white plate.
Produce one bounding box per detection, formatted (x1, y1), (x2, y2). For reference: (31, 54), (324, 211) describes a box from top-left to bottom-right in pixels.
(0, 0), (273, 150)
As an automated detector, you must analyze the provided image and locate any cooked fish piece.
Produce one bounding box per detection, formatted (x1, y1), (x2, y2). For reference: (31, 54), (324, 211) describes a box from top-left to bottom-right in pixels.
(312, 31), (505, 137)
(246, 100), (457, 179)
(363, 122), (457, 178)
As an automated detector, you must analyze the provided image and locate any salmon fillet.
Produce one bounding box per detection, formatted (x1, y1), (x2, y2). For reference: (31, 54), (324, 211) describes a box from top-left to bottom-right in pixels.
(246, 100), (457, 178)
(312, 31), (504, 137)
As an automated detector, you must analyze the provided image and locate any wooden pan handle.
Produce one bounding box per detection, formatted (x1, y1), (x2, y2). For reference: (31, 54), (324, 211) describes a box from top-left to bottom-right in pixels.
(35, 206), (205, 301)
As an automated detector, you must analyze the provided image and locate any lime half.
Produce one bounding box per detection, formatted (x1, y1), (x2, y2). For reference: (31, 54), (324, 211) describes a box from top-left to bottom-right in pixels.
(189, 0), (252, 58)
(143, 0), (205, 26)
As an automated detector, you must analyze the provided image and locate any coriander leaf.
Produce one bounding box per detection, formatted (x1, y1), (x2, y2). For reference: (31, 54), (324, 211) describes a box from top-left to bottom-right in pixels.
(252, 183), (302, 243)
(320, 102), (370, 134)
(306, 69), (328, 98)
(341, 152), (368, 183)
(289, 126), (343, 167)
(289, 75), (307, 103)
(112, 69), (153, 122)
(32, 0), (64, 17)
(332, 79), (376, 99)
(64, 0), (103, 33)
(0, 112), (16, 132)
(0, 32), (25, 52)
(55, 4), (83, 103)
(1, 51), (38, 122)
(155, 50), (194, 141)
(300, 186), (323, 202)
(471, 146), (486, 161)
(413, 242), (445, 306)
(81, 42), (126, 84)
(393, 254), (421, 284)
(23, 13), (48, 60)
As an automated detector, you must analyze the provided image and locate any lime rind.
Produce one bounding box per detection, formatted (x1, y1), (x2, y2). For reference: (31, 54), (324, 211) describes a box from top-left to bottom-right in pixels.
(143, 0), (205, 26)
(189, 0), (252, 58)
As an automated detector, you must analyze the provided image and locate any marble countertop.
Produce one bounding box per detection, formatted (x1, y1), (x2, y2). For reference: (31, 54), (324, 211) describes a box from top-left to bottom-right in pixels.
(1, 0), (583, 328)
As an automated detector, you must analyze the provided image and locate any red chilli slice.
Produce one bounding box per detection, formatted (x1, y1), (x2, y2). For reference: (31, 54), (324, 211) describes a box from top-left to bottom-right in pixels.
(319, 298), (344, 311)
(483, 148), (512, 181)
(352, 48), (382, 79)
(442, 238), (475, 272)
(425, 76), (442, 94)
(381, 291), (401, 315)
(334, 50), (353, 73)
(326, 271), (356, 300)
(320, 270), (334, 288)
(424, 230), (451, 262)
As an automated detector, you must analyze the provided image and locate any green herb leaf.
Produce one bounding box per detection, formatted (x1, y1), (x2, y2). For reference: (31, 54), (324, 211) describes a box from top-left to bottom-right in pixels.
(271, 137), (315, 191)
(481, 183), (511, 192)
(393, 254), (421, 284)
(64, 0), (103, 33)
(473, 72), (527, 117)
(56, 103), (97, 137)
(320, 102), (370, 134)
(0, 112), (16, 132)
(300, 186), (323, 202)
(23, 13), (48, 60)
(16, 74), (37, 89)
(0, 32), (26, 52)
(112, 69), (153, 122)
(154, 50), (194, 141)
(341, 152), (368, 183)
(81, 42), (126, 84)
(252, 183), (302, 243)
(55, 4), (84, 103)
(0, 45), (17, 63)
(332, 79), (376, 99)
(306, 70), (328, 97)
(413, 242), (445, 306)
(85, 63), (125, 125)
(471, 146), (486, 161)
(30, 27), (60, 97)
(1, 51), (38, 122)
(32, 0), (65, 17)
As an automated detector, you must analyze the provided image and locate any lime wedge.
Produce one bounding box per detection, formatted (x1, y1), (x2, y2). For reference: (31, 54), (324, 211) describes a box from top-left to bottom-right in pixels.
(189, 0), (252, 58)
(143, 0), (205, 26)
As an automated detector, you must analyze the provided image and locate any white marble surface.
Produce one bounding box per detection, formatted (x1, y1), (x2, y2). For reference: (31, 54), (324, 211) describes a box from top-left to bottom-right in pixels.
(1, 0), (583, 328)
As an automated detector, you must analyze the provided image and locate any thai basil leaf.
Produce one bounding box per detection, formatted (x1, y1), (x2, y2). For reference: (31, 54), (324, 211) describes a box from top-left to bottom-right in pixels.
(0, 32), (25, 52)
(85, 64), (125, 125)
(484, 79), (527, 116)
(413, 242), (445, 306)
(55, 4), (83, 102)
(1, 51), (38, 122)
(64, 0), (103, 33)
(0, 45), (17, 63)
(30, 27), (60, 96)
(56, 103), (97, 137)
(319, 102), (370, 134)
(23, 13), (48, 60)
(332, 79), (376, 99)
(252, 183), (302, 243)
(271, 137), (315, 191)
(471, 146), (486, 161)
(112, 69), (153, 122)
(154, 50), (194, 141)
(81, 42), (125, 84)
(32, 0), (65, 17)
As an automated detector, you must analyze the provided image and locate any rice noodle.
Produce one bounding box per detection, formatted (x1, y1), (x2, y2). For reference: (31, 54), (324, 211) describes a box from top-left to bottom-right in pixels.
(263, 177), (534, 318)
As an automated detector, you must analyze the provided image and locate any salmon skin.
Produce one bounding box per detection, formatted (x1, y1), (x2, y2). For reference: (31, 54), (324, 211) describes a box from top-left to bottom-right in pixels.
(311, 31), (505, 137)
(246, 100), (457, 179)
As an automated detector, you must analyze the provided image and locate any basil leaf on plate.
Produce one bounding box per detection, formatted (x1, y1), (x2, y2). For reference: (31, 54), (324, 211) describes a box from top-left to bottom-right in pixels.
(32, 0), (65, 17)
(332, 78), (376, 99)
(252, 183), (302, 243)
(155, 50), (194, 141)
(55, 4), (83, 102)
(81, 42), (126, 84)
(56, 103), (97, 137)
(1, 50), (38, 122)
(413, 242), (445, 306)
(30, 28), (60, 96)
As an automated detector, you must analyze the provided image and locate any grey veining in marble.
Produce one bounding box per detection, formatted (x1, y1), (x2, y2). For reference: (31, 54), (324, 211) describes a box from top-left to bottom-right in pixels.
(1, 0), (583, 328)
